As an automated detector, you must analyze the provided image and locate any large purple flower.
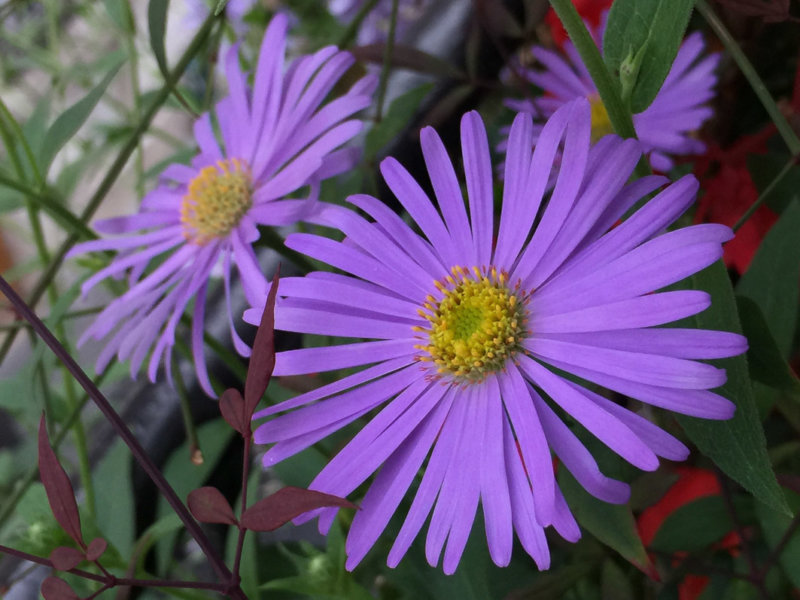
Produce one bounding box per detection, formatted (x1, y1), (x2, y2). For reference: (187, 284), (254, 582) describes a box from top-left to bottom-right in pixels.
(505, 20), (720, 171)
(246, 99), (746, 573)
(68, 14), (375, 396)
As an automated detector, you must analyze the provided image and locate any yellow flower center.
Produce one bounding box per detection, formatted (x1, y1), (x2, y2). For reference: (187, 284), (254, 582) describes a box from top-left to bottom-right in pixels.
(414, 266), (529, 383)
(589, 94), (614, 143)
(180, 158), (253, 244)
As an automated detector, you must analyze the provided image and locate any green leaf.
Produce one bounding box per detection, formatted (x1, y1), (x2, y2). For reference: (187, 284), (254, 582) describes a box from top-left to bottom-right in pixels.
(650, 496), (734, 553)
(755, 491), (800, 589)
(558, 468), (651, 569)
(675, 261), (789, 516)
(93, 441), (134, 557)
(148, 0), (170, 78)
(747, 153), (800, 214)
(736, 199), (800, 358)
(603, 0), (696, 112)
(103, 0), (131, 31)
(39, 61), (124, 175)
(736, 296), (800, 396)
(601, 559), (635, 600)
(364, 83), (433, 158)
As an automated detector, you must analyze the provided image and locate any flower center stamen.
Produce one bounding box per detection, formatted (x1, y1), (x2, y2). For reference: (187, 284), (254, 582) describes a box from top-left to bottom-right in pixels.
(181, 158), (253, 244)
(589, 94), (614, 143)
(414, 265), (529, 383)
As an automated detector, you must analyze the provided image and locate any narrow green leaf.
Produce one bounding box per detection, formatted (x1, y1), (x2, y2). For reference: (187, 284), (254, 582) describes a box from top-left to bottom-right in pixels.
(39, 61), (124, 175)
(103, 0), (130, 31)
(603, 0), (696, 112)
(736, 296), (800, 396)
(364, 83), (433, 158)
(676, 261), (789, 515)
(736, 199), (800, 358)
(650, 496), (734, 552)
(558, 468), (651, 569)
(148, 0), (170, 78)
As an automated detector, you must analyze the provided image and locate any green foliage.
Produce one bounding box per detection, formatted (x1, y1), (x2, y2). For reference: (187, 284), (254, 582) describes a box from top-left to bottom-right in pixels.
(364, 83), (434, 159)
(676, 261), (789, 516)
(603, 0), (696, 112)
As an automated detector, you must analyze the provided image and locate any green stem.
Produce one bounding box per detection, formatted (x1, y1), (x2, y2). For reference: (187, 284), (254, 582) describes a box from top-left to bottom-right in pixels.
(0, 11), (221, 365)
(172, 362), (203, 465)
(0, 96), (44, 187)
(375, 0), (400, 123)
(733, 156), (797, 232)
(696, 0), (800, 156)
(124, 0), (146, 200)
(0, 306), (103, 331)
(548, 0), (637, 140)
(336, 0), (382, 48)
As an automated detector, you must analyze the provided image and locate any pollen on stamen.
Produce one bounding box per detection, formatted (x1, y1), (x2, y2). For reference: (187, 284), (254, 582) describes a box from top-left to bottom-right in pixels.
(415, 265), (529, 384)
(180, 158), (253, 245)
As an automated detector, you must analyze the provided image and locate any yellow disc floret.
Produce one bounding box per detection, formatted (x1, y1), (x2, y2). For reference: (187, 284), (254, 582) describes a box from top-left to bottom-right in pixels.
(589, 94), (614, 143)
(415, 265), (529, 383)
(181, 158), (253, 244)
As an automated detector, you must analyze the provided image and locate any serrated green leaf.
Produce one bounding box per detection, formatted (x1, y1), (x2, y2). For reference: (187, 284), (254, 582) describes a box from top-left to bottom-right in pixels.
(365, 83), (433, 158)
(148, 0), (170, 78)
(603, 0), (696, 112)
(736, 296), (800, 396)
(676, 261), (789, 515)
(39, 61), (124, 175)
(736, 199), (800, 358)
(558, 468), (651, 569)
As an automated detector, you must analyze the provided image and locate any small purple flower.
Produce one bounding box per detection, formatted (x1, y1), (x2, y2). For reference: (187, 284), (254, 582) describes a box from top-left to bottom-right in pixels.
(505, 18), (720, 171)
(330, 0), (429, 45)
(247, 99), (747, 573)
(69, 14), (375, 396)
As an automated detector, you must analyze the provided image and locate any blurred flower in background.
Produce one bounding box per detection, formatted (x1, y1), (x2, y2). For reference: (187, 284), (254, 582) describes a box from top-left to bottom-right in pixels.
(506, 14), (720, 171)
(68, 14), (375, 396)
(248, 99), (746, 573)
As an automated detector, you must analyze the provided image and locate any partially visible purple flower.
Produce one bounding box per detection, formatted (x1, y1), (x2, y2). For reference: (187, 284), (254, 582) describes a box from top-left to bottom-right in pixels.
(330, 0), (429, 45)
(246, 99), (746, 573)
(505, 18), (720, 171)
(69, 14), (375, 396)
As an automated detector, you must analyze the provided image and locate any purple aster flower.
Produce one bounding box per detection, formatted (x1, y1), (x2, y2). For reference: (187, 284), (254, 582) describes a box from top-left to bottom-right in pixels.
(246, 98), (747, 573)
(68, 14), (375, 396)
(505, 18), (720, 171)
(330, 0), (429, 45)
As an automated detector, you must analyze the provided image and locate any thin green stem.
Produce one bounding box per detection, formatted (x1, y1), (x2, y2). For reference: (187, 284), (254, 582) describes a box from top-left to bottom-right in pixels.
(733, 156), (797, 232)
(336, 0), (382, 48)
(172, 362), (203, 465)
(0, 306), (103, 331)
(697, 0), (800, 156)
(0, 96), (44, 187)
(375, 0), (400, 123)
(0, 11), (220, 365)
(124, 0), (146, 200)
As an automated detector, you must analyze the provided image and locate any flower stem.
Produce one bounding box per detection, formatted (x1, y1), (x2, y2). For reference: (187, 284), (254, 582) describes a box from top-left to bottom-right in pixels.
(375, 0), (400, 123)
(696, 0), (800, 156)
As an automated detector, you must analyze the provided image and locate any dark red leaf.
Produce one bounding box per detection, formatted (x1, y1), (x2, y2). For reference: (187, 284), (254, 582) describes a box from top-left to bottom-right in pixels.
(188, 486), (237, 525)
(41, 576), (79, 600)
(219, 388), (248, 436)
(240, 486), (358, 532)
(49, 546), (84, 571)
(85, 537), (107, 561)
(244, 268), (280, 416)
(38, 415), (84, 547)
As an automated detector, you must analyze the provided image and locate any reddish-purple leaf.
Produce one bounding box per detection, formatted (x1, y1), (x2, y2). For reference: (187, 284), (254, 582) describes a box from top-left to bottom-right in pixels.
(244, 269), (280, 416)
(49, 546), (84, 571)
(38, 415), (84, 547)
(219, 388), (248, 436)
(240, 486), (358, 532)
(85, 537), (107, 561)
(188, 486), (238, 525)
(41, 576), (79, 600)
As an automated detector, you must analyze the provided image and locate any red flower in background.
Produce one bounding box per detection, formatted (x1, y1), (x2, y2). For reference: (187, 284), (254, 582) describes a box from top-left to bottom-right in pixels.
(638, 466), (740, 600)
(693, 129), (779, 274)
(545, 0), (613, 47)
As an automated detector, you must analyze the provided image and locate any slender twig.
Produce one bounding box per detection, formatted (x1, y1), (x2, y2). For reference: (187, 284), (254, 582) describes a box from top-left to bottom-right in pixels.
(375, 0), (400, 123)
(0, 275), (244, 598)
(0, 11), (220, 365)
(733, 154), (798, 232)
(232, 426), (252, 580)
(697, 0), (800, 156)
